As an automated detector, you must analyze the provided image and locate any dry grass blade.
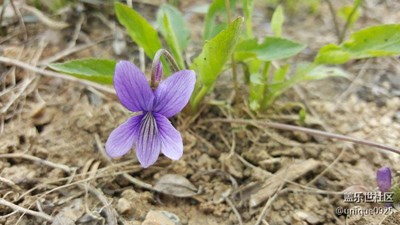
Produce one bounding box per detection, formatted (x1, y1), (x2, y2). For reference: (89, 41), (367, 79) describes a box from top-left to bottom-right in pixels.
(204, 118), (400, 155)
(0, 198), (53, 222)
(254, 182), (285, 225)
(77, 184), (117, 225)
(21, 5), (69, 30)
(0, 151), (119, 224)
(224, 197), (243, 225)
(0, 176), (23, 192)
(0, 153), (73, 173)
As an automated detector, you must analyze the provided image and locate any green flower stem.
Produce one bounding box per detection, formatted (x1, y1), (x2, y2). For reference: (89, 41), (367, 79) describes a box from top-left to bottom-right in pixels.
(339, 0), (362, 43)
(260, 61), (270, 108)
(243, 0), (254, 38)
(262, 61), (271, 81)
(151, 49), (180, 89)
(191, 86), (209, 112)
(326, 0), (341, 43)
(245, 17), (253, 39)
(225, 0), (239, 100)
(174, 47), (185, 70)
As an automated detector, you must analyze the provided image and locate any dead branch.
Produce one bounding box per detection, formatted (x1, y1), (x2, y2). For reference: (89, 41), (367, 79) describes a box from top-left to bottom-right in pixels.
(203, 118), (400, 155)
(0, 198), (53, 222)
(0, 153), (74, 173)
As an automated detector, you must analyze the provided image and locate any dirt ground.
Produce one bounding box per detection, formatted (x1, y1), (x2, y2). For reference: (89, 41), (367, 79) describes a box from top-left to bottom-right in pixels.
(1, 0), (400, 224)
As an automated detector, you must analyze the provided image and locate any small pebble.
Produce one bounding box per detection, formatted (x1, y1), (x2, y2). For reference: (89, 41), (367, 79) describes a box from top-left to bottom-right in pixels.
(142, 210), (181, 225)
(117, 198), (132, 214)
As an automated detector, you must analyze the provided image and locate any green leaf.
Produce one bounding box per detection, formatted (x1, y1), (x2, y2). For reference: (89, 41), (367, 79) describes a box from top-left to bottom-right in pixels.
(271, 5), (284, 37)
(48, 58), (116, 84)
(314, 44), (352, 64)
(292, 63), (348, 82)
(263, 63), (348, 107)
(242, 0), (254, 38)
(235, 37), (306, 61)
(192, 17), (243, 87)
(191, 17), (243, 108)
(115, 2), (162, 59)
(315, 24), (400, 64)
(157, 4), (189, 68)
(203, 0), (238, 41)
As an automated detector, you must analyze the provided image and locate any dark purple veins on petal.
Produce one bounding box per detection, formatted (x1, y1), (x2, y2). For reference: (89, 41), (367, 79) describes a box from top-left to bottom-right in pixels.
(135, 112), (161, 168)
(153, 70), (196, 118)
(114, 61), (154, 112)
(105, 115), (143, 158)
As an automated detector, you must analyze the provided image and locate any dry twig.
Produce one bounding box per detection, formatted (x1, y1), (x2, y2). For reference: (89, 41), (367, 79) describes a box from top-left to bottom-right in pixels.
(334, 60), (371, 110)
(203, 118), (400, 155)
(77, 183), (117, 225)
(0, 176), (23, 192)
(255, 177), (286, 225)
(224, 197), (243, 225)
(0, 153), (74, 173)
(0, 198), (53, 222)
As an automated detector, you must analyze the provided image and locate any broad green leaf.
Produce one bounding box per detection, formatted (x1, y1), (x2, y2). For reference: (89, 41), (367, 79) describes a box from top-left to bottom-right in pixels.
(300, 64), (348, 83)
(192, 17), (243, 87)
(115, 2), (162, 59)
(235, 37), (306, 61)
(271, 5), (284, 37)
(242, 0), (254, 38)
(338, 5), (360, 27)
(315, 24), (400, 64)
(49, 58), (116, 84)
(203, 0), (238, 41)
(292, 63), (348, 82)
(263, 64), (347, 107)
(157, 4), (189, 68)
(314, 44), (352, 64)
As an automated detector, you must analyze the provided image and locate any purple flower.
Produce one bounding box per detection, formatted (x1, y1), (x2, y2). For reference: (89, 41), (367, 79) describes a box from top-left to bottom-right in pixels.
(106, 61), (196, 168)
(377, 166), (391, 193)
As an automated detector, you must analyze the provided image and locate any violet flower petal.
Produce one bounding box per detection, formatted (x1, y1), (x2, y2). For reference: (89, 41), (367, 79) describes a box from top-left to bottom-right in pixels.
(377, 166), (391, 193)
(154, 113), (183, 160)
(135, 112), (162, 168)
(105, 115), (143, 158)
(114, 61), (154, 112)
(153, 70), (196, 118)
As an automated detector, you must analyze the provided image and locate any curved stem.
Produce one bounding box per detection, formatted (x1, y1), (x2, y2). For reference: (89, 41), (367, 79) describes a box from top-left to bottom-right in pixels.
(151, 49), (181, 89)
(0, 198), (53, 222)
(339, 0), (362, 43)
(152, 49), (180, 73)
(203, 118), (400, 155)
(326, 0), (341, 43)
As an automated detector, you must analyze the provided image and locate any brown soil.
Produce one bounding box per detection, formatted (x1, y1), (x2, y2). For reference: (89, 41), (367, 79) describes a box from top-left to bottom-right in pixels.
(1, 0), (400, 225)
